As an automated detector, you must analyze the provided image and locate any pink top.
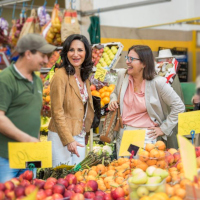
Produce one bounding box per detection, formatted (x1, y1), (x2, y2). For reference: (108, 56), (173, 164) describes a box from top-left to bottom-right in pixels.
(122, 76), (156, 128)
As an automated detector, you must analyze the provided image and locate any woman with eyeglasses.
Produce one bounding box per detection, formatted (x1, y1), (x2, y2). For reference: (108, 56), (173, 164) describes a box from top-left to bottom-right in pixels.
(108, 45), (185, 157)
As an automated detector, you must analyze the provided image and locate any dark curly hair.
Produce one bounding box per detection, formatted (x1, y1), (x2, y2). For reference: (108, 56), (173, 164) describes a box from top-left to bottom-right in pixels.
(59, 34), (93, 81)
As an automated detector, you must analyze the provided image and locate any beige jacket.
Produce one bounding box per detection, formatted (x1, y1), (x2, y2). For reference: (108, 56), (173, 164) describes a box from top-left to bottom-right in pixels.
(48, 68), (94, 146)
(110, 69), (185, 140)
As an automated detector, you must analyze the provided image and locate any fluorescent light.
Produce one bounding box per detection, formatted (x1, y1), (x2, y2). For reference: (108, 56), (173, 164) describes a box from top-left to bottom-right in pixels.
(0, 0), (31, 7)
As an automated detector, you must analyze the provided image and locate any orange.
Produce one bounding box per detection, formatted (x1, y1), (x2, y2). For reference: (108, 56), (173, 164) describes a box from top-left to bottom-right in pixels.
(169, 196), (182, 200)
(103, 92), (110, 97)
(107, 85), (115, 92)
(100, 100), (105, 108)
(91, 90), (100, 97)
(155, 141), (166, 151)
(99, 88), (105, 94)
(100, 93), (105, 99)
(103, 86), (109, 91)
(45, 95), (51, 103)
(175, 188), (186, 199)
(102, 97), (110, 104)
(145, 143), (155, 152)
(43, 88), (50, 95)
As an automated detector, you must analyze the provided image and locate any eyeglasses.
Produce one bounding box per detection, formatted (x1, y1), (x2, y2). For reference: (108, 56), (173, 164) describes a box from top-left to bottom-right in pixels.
(125, 56), (140, 63)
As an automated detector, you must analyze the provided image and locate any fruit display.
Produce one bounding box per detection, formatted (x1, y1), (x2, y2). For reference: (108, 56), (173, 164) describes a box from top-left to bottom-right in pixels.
(37, 6), (51, 26)
(0, 18), (9, 45)
(45, 51), (61, 69)
(92, 42), (124, 70)
(90, 84), (115, 108)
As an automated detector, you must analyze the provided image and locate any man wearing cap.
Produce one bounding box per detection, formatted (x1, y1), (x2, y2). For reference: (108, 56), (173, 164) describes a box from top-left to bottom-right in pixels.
(0, 34), (56, 182)
(155, 49), (184, 149)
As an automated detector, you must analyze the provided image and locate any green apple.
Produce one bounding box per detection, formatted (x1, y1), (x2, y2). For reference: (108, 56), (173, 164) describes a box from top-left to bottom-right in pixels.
(109, 54), (115, 60)
(146, 166), (156, 177)
(103, 53), (109, 59)
(152, 168), (169, 180)
(132, 168), (144, 176)
(111, 46), (118, 54)
(99, 58), (104, 63)
(136, 186), (149, 198)
(101, 62), (107, 67)
(106, 60), (112, 66)
(146, 176), (162, 191)
(131, 172), (148, 185)
(107, 50), (112, 54)
(104, 46), (110, 52)
(96, 63), (102, 68)
(130, 191), (139, 200)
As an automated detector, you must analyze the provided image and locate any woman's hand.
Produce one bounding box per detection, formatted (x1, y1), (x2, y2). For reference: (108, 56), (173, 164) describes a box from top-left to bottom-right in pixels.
(193, 94), (200, 104)
(108, 101), (118, 111)
(147, 127), (164, 140)
(67, 141), (84, 157)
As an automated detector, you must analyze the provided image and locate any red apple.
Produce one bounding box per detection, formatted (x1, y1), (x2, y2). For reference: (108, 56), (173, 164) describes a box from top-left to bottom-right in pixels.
(168, 148), (178, 155)
(44, 181), (56, 190)
(94, 61), (98, 66)
(65, 174), (77, 185)
(96, 50), (100, 54)
(16, 196), (26, 200)
(67, 184), (75, 191)
(52, 184), (65, 195)
(94, 196), (104, 200)
(5, 190), (15, 200)
(52, 193), (63, 200)
(99, 53), (102, 57)
(20, 180), (30, 187)
(166, 154), (175, 165)
(23, 170), (33, 181)
(4, 181), (15, 190)
(93, 53), (97, 58)
(57, 178), (69, 188)
(35, 180), (45, 189)
(44, 196), (54, 200)
(95, 190), (105, 196)
(63, 190), (75, 198)
(79, 182), (86, 188)
(173, 152), (181, 163)
(70, 193), (84, 200)
(0, 191), (5, 200)
(111, 188), (125, 200)
(116, 198), (125, 200)
(46, 177), (57, 184)
(44, 189), (53, 197)
(14, 186), (25, 198)
(0, 183), (5, 191)
(100, 49), (104, 53)
(84, 191), (95, 199)
(103, 193), (113, 200)
(19, 174), (24, 182)
(85, 180), (98, 192)
(25, 184), (36, 195)
(11, 178), (20, 186)
(195, 147), (200, 157)
(36, 189), (47, 200)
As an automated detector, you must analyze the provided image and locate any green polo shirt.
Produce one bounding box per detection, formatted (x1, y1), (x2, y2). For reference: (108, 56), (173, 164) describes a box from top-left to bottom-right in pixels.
(0, 64), (43, 158)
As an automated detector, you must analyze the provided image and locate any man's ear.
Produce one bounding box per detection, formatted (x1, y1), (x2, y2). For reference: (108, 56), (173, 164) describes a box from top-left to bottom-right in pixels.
(24, 50), (32, 60)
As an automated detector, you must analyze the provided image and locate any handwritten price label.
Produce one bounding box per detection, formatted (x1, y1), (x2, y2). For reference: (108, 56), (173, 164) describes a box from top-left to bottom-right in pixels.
(8, 142), (52, 169)
(178, 111), (200, 135)
(94, 66), (107, 82)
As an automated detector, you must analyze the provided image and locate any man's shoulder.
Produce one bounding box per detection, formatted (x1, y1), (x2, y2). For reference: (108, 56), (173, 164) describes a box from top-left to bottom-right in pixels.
(0, 66), (15, 84)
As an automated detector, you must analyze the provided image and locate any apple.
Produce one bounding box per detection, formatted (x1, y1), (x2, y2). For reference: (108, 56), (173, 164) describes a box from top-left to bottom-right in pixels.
(99, 58), (104, 63)
(44, 189), (53, 196)
(104, 47), (109, 52)
(94, 61), (99, 66)
(168, 148), (178, 155)
(20, 180), (30, 187)
(25, 184), (36, 195)
(46, 177), (57, 184)
(166, 154), (174, 165)
(96, 63), (102, 68)
(0, 191), (5, 200)
(14, 186), (25, 198)
(99, 53), (103, 57)
(96, 50), (100, 54)
(0, 183), (5, 191)
(94, 196), (104, 200)
(111, 46), (118, 55)
(36, 189), (47, 200)
(4, 181), (15, 190)
(52, 193), (63, 200)
(93, 54), (98, 58)
(84, 191), (95, 199)
(84, 180), (98, 192)
(101, 62), (107, 67)
(111, 188), (125, 199)
(23, 170), (33, 181)
(100, 48), (104, 53)
(95, 190), (105, 196)
(5, 190), (15, 200)
(74, 184), (84, 194)
(107, 50), (112, 55)
(11, 178), (20, 186)
(44, 196), (54, 200)
(109, 54), (115, 60)
(52, 184), (65, 195)
(195, 147), (200, 157)
(79, 182), (86, 188)
(44, 181), (56, 190)
(173, 152), (181, 163)
(70, 193), (84, 200)
(67, 184), (75, 191)
(35, 180), (45, 189)
(103, 193), (113, 200)
(63, 190), (74, 198)
(19, 174), (24, 182)
(106, 60), (112, 66)
(57, 178), (69, 188)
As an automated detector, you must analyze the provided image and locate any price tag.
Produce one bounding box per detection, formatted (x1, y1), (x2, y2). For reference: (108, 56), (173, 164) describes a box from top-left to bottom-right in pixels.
(8, 141), (52, 169)
(177, 135), (197, 181)
(119, 130), (145, 157)
(94, 66), (107, 82)
(34, 71), (40, 77)
(178, 111), (200, 135)
(49, 71), (55, 81)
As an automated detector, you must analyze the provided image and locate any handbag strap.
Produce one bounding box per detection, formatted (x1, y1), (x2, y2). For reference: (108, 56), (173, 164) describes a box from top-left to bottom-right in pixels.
(105, 110), (117, 136)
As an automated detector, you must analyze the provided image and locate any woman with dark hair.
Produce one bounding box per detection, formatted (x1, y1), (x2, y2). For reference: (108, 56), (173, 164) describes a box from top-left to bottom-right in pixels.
(48, 34), (94, 166)
(108, 45), (185, 157)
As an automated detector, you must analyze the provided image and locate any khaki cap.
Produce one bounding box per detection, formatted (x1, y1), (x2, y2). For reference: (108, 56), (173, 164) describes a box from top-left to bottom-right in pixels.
(16, 33), (56, 54)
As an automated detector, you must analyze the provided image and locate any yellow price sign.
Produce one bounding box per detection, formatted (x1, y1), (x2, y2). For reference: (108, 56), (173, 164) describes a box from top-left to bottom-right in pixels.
(119, 130), (146, 157)
(178, 111), (200, 135)
(94, 66), (107, 82)
(177, 135), (197, 181)
(8, 141), (52, 169)
(49, 71), (55, 81)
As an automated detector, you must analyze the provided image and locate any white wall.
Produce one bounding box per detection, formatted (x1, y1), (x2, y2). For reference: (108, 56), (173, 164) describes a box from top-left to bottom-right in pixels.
(92, 0), (200, 31)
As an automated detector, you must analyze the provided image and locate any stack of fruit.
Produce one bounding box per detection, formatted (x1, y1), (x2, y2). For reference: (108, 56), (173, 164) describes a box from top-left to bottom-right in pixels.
(41, 81), (51, 117)
(90, 84), (115, 107)
(128, 166), (168, 199)
(92, 45), (118, 68)
(45, 51), (60, 69)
